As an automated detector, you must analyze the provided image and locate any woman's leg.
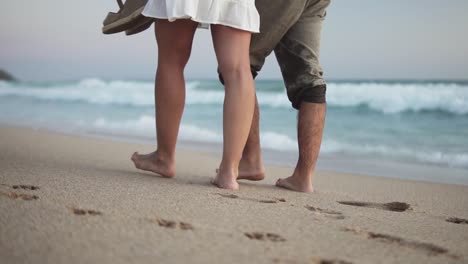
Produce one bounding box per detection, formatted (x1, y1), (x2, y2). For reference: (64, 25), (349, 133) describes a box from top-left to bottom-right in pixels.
(132, 19), (198, 177)
(211, 25), (255, 190)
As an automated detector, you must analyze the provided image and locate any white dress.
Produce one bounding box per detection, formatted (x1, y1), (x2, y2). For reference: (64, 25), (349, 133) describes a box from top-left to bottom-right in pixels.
(142, 0), (260, 33)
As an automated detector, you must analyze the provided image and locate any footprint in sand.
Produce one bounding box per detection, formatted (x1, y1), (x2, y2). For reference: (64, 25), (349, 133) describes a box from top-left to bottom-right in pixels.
(342, 227), (458, 259)
(337, 201), (411, 212)
(0, 184), (40, 201)
(70, 207), (102, 216)
(218, 193), (239, 199)
(149, 218), (194, 230)
(1, 183), (40, 191)
(179, 222), (194, 230)
(215, 193), (286, 204)
(312, 258), (353, 264)
(446, 217), (468, 225)
(12, 185), (40, 190)
(0, 191), (38, 201)
(273, 257), (353, 264)
(244, 232), (286, 242)
(305, 206), (345, 220)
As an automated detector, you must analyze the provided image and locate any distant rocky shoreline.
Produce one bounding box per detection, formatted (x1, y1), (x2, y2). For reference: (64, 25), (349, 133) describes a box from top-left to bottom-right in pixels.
(0, 69), (16, 81)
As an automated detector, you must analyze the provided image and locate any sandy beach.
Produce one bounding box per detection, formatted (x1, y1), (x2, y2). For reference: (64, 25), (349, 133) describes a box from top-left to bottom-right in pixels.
(1, 125), (467, 264)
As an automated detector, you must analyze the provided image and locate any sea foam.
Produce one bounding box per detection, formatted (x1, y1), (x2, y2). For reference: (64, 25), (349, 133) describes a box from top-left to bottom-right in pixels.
(1, 79), (467, 115)
(85, 115), (468, 168)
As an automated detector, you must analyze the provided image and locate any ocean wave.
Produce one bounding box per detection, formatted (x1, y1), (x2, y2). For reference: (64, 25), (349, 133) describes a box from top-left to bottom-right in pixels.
(321, 139), (468, 168)
(327, 82), (468, 115)
(82, 115), (468, 168)
(0, 78), (155, 106)
(0, 78), (288, 108)
(261, 132), (298, 151)
(91, 115), (223, 143)
(88, 115), (297, 150)
(1, 78), (468, 115)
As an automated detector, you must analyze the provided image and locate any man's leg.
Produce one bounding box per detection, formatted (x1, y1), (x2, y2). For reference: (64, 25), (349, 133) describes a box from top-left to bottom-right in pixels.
(237, 95), (265, 181)
(235, 0), (308, 181)
(274, 0), (331, 192)
(276, 102), (325, 192)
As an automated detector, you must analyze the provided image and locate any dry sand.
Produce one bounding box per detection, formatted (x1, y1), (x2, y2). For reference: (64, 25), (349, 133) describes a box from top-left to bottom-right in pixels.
(1, 126), (467, 264)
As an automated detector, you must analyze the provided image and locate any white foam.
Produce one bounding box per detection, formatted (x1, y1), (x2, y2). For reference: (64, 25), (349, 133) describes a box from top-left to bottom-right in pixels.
(92, 115), (155, 138)
(327, 82), (468, 114)
(0, 78), (155, 106)
(2, 79), (467, 114)
(90, 115), (223, 143)
(321, 139), (468, 168)
(89, 115), (299, 151)
(59, 115), (468, 169)
(260, 132), (297, 151)
(178, 124), (223, 143)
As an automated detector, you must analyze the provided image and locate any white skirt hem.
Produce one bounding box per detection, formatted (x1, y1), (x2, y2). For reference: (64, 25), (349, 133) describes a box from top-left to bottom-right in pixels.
(142, 0), (260, 33)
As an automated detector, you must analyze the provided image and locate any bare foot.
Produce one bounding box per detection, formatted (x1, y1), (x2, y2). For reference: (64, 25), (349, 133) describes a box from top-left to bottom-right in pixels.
(131, 151), (175, 178)
(212, 168), (239, 190)
(276, 176), (314, 193)
(237, 158), (265, 181)
(216, 166), (265, 181)
(215, 158), (265, 181)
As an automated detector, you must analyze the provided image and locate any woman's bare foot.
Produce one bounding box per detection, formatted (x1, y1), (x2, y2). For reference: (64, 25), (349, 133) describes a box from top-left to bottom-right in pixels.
(212, 167), (239, 190)
(131, 151), (175, 178)
(275, 176), (314, 193)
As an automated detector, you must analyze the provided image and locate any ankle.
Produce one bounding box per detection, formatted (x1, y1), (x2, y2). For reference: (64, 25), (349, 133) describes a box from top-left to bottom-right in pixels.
(240, 154), (262, 166)
(218, 162), (238, 177)
(155, 149), (175, 164)
(291, 166), (313, 185)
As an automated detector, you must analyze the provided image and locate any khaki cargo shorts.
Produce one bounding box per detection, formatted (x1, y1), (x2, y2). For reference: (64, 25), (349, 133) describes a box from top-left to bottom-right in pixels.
(251, 0), (331, 109)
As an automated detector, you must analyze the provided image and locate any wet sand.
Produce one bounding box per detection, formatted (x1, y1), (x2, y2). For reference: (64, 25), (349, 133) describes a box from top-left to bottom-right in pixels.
(1, 125), (467, 264)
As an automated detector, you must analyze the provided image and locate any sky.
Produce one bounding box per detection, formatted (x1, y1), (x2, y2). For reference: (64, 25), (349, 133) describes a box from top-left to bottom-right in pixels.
(1, 0), (468, 81)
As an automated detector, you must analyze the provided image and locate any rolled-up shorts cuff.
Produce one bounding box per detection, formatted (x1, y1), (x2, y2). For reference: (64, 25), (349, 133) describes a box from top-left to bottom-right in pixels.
(291, 83), (327, 110)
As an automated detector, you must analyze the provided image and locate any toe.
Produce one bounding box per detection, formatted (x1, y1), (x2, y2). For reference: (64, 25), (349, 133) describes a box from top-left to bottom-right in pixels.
(275, 178), (283, 186)
(210, 178), (218, 187)
(275, 178), (291, 191)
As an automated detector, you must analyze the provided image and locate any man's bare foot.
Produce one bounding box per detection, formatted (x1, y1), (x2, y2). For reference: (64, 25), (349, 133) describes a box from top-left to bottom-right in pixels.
(237, 158), (265, 181)
(215, 167), (264, 181)
(275, 176), (314, 193)
(212, 167), (239, 190)
(131, 151), (175, 178)
(215, 159), (265, 181)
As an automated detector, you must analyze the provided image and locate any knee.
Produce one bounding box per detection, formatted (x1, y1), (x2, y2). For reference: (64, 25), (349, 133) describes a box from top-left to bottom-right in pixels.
(218, 62), (251, 83)
(159, 42), (192, 69)
(218, 67), (257, 85)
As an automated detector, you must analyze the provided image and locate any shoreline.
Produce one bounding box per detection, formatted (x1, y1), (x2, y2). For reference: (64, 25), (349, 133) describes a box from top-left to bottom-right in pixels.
(2, 121), (467, 186)
(1, 125), (468, 263)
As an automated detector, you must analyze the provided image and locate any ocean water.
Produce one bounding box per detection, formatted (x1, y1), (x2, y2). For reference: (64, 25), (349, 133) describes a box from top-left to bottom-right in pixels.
(1, 78), (467, 183)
